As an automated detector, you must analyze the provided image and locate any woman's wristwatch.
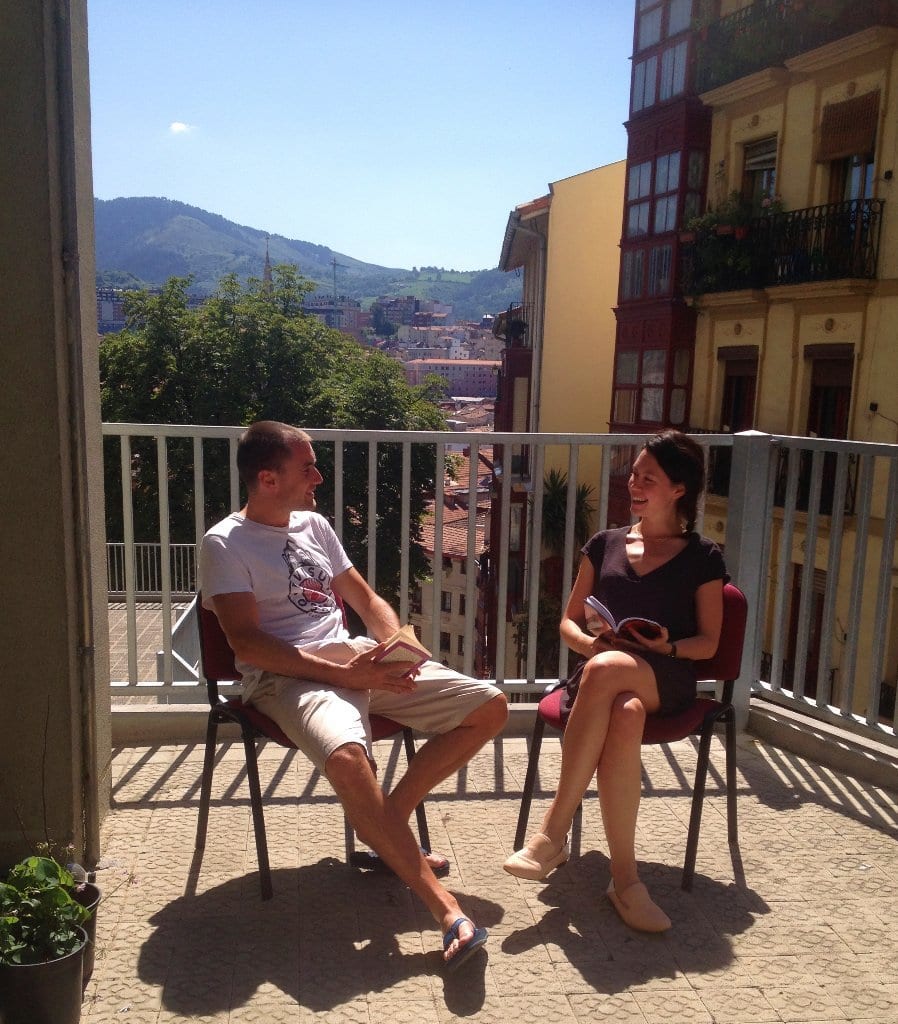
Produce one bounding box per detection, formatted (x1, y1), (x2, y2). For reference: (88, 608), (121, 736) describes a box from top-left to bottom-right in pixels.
(668, 641), (677, 658)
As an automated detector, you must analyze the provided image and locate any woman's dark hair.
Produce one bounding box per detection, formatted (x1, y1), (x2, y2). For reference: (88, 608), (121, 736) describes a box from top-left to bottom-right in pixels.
(643, 429), (706, 533)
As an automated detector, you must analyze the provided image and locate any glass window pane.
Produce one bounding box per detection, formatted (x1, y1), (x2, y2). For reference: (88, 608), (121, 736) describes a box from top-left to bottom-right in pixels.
(627, 201), (650, 238)
(654, 196), (677, 233)
(621, 250), (644, 299)
(641, 387), (664, 422)
(673, 348), (691, 385)
(687, 150), (705, 189)
(668, 0), (692, 35)
(666, 151), (680, 192)
(632, 62), (646, 113)
(614, 389), (638, 424)
(638, 7), (662, 50)
(616, 350), (639, 384)
(648, 244), (672, 293)
(672, 40), (687, 95)
(643, 348), (666, 385)
(670, 388), (687, 424)
(629, 160), (651, 200)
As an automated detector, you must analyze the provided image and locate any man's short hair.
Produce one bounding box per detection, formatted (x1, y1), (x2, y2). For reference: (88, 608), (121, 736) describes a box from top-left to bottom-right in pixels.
(237, 421), (311, 490)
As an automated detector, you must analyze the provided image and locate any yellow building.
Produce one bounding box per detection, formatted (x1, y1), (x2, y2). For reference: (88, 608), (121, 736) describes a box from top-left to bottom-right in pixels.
(498, 160), (626, 469)
(687, 1), (898, 712)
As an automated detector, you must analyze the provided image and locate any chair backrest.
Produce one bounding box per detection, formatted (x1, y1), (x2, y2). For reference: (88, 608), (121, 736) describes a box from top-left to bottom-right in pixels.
(692, 582), (748, 683)
(196, 591), (351, 702)
(196, 593), (242, 704)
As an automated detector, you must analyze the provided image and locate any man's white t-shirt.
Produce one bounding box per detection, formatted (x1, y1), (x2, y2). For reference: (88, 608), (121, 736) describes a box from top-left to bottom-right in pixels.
(199, 511), (353, 700)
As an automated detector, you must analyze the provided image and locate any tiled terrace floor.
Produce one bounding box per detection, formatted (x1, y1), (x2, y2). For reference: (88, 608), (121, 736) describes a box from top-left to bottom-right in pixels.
(83, 729), (898, 1023)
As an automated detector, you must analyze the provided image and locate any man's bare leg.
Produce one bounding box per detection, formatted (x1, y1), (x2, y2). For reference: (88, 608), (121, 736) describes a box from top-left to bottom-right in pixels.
(326, 742), (484, 964)
(385, 694), (508, 820)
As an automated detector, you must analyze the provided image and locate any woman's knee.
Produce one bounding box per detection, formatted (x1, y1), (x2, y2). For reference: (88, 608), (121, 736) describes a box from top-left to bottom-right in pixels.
(610, 693), (646, 739)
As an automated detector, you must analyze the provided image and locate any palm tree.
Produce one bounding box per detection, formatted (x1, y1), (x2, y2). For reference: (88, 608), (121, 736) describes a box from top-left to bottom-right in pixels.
(539, 468), (595, 559)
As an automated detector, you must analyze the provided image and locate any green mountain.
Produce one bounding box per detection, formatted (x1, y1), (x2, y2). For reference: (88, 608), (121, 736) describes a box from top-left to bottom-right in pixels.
(93, 196), (521, 321)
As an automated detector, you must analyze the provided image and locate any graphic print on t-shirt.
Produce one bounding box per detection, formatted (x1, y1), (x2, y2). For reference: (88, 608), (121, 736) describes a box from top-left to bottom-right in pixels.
(282, 539), (332, 616)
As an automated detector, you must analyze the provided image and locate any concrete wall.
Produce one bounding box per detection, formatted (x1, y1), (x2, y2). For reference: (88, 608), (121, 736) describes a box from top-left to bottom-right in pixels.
(0, 0), (110, 866)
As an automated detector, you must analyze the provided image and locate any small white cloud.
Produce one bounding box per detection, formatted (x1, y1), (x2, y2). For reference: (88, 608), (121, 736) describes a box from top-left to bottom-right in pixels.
(169, 121), (194, 134)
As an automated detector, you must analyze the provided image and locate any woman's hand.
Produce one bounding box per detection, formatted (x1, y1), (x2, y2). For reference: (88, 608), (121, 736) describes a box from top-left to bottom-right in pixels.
(614, 623), (671, 655)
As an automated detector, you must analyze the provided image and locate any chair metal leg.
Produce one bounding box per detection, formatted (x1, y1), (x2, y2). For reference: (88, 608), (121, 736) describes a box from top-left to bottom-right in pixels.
(241, 729), (273, 900)
(724, 709), (738, 844)
(682, 721), (715, 891)
(195, 712), (220, 851)
(514, 715), (546, 850)
(402, 727), (431, 851)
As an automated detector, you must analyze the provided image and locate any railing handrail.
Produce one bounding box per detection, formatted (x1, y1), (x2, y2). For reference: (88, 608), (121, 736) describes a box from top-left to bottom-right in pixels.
(102, 424), (898, 749)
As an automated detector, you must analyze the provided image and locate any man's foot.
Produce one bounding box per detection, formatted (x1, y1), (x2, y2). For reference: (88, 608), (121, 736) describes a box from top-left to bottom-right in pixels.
(502, 833), (569, 880)
(442, 916), (488, 971)
(349, 846), (451, 878)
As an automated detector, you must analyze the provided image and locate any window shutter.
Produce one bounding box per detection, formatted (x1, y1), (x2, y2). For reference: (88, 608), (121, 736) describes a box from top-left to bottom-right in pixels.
(816, 91), (880, 163)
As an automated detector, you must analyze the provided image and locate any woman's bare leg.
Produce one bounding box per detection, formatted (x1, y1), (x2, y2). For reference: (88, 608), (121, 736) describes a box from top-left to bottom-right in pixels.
(538, 651), (659, 846)
(596, 693), (646, 893)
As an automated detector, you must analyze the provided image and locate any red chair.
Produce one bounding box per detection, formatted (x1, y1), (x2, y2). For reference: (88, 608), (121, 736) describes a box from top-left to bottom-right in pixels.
(513, 582), (747, 891)
(194, 593), (431, 899)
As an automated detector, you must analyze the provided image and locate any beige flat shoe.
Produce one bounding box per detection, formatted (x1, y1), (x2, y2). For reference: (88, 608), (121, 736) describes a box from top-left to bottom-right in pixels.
(503, 833), (569, 880)
(607, 880), (672, 932)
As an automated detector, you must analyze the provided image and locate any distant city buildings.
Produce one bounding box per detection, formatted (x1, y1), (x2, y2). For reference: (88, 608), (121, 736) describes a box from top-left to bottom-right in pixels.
(404, 358), (499, 398)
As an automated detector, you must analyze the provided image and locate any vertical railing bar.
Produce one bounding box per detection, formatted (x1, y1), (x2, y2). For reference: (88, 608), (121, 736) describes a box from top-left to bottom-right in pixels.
(463, 442), (479, 678)
(367, 440), (377, 588)
(597, 441), (612, 530)
(333, 441), (344, 541)
(193, 436), (205, 554)
(866, 456), (898, 726)
(557, 444), (581, 681)
(430, 442), (447, 660)
(817, 450), (849, 706)
(398, 440), (411, 625)
(769, 446), (800, 693)
(840, 453), (874, 716)
(119, 434), (138, 685)
(525, 444), (546, 684)
(793, 449), (824, 701)
(228, 436), (240, 512)
(495, 446), (513, 683)
(157, 437), (173, 687)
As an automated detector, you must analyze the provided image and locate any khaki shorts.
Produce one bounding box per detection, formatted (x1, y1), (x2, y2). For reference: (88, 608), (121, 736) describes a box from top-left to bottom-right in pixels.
(247, 637), (502, 773)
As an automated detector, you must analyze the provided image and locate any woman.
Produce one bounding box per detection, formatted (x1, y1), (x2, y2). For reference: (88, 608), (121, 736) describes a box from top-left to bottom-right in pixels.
(503, 430), (727, 931)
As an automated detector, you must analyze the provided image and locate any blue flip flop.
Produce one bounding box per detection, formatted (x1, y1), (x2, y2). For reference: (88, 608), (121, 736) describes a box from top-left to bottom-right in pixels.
(443, 917), (488, 972)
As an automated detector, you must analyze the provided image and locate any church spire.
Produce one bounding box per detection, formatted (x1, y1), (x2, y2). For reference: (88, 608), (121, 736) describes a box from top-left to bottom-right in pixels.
(262, 234), (272, 293)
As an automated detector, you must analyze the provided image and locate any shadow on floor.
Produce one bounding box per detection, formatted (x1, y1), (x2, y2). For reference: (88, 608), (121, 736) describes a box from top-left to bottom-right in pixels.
(137, 860), (504, 1015)
(501, 850), (768, 993)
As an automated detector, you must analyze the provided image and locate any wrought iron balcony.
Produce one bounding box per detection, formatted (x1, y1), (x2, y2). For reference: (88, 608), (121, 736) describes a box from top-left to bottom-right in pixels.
(681, 198), (884, 295)
(695, 0), (898, 94)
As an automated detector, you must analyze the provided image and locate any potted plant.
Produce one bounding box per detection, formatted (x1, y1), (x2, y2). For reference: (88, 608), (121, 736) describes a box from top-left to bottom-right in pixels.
(0, 856), (92, 1024)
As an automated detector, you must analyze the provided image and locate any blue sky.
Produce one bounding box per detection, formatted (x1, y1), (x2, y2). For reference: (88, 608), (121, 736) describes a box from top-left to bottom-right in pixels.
(88, 1), (634, 271)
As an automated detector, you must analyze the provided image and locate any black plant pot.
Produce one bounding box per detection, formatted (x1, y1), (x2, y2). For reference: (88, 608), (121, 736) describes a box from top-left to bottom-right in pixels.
(72, 882), (101, 984)
(0, 925), (86, 1024)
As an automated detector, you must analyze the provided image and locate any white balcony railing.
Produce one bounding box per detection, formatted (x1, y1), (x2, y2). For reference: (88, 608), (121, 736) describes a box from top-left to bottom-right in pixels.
(102, 423), (898, 749)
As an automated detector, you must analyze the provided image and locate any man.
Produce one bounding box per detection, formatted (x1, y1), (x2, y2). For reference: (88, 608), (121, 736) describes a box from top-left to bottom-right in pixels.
(199, 421), (507, 970)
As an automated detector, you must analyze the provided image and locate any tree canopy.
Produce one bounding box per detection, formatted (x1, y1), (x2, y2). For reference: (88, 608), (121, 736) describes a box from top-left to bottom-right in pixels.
(100, 267), (448, 602)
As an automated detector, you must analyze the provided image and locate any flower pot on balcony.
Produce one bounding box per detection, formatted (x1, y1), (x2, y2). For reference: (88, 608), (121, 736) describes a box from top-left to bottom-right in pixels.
(679, 230), (696, 243)
(734, 226), (749, 240)
(0, 926), (87, 1024)
(72, 881), (101, 984)
(715, 223), (734, 236)
(0, 857), (92, 1024)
